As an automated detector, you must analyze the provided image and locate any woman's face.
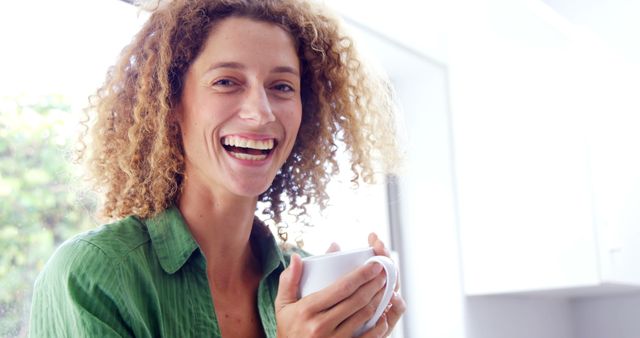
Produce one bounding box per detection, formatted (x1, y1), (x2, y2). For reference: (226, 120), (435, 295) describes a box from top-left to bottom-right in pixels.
(178, 17), (302, 199)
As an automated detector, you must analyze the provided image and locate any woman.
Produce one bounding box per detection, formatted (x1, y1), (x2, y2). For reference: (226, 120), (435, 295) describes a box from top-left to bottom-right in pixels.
(30, 0), (405, 337)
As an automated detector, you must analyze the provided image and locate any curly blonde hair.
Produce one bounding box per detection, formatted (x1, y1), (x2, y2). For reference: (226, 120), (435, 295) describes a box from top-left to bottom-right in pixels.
(82, 0), (398, 236)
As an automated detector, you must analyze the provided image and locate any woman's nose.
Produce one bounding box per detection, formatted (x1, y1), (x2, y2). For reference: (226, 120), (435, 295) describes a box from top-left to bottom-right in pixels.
(238, 85), (276, 125)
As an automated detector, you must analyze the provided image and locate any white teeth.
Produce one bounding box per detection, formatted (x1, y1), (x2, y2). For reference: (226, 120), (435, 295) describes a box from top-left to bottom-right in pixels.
(228, 152), (268, 161)
(222, 136), (274, 150)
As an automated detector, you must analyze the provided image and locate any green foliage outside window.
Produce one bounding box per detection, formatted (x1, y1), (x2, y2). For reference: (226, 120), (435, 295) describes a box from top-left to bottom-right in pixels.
(0, 95), (96, 337)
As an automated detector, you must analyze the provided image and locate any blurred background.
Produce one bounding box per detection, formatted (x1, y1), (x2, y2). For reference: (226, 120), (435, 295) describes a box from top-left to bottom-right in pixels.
(1, 0), (639, 337)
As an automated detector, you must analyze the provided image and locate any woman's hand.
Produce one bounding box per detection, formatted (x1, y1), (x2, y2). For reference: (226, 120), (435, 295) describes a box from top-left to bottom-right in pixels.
(275, 237), (406, 338)
(275, 253), (388, 337)
(367, 233), (406, 337)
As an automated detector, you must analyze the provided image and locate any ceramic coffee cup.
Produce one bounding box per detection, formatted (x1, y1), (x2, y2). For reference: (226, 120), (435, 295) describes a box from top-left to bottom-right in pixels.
(299, 247), (398, 337)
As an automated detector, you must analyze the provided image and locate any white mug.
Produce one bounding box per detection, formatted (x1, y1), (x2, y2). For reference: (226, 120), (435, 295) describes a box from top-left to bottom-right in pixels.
(299, 247), (398, 337)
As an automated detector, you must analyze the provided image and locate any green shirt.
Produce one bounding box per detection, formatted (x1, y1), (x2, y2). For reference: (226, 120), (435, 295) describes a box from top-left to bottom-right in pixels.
(29, 206), (294, 338)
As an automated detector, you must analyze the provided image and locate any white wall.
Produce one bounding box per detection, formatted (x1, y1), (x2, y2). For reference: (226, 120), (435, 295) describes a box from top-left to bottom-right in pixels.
(541, 0), (640, 63)
(324, 0), (450, 65)
(466, 296), (574, 338)
(572, 293), (640, 338)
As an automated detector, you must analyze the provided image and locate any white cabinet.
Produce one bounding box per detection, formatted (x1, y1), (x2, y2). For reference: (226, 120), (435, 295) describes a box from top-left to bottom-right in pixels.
(445, 1), (640, 337)
(455, 117), (640, 296)
(589, 103), (640, 288)
(451, 42), (640, 298)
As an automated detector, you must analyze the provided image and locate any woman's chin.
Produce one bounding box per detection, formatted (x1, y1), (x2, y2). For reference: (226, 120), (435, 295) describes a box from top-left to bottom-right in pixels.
(227, 180), (274, 199)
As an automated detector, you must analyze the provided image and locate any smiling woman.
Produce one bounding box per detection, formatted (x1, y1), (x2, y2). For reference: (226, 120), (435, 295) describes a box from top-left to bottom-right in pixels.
(28, 0), (405, 337)
(177, 17), (303, 201)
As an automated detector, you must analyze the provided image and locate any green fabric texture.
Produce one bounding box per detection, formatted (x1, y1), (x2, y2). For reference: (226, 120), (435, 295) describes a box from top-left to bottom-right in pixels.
(29, 206), (295, 338)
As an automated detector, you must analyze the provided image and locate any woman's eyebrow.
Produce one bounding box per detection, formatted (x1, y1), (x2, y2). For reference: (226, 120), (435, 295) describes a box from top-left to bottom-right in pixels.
(271, 66), (299, 77)
(206, 61), (245, 72)
(205, 62), (299, 77)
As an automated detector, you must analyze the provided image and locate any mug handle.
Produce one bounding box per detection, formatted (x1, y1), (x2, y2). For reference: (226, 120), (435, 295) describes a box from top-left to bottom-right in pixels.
(353, 256), (398, 337)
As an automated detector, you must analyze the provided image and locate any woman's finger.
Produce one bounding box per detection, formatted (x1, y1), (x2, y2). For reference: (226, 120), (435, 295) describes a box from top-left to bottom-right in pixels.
(358, 313), (389, 338)
(367, 233), (400, 292)
(323, 270), (386, 333)
(368, 233), (390, 258)
(334, 280), (386, 337)
(326, 242), (341, 253)
(275, 254), (303, 311)
(303, 260), (383, 313)
(366, 234), (405, 336)
(384, 292), (407, 333)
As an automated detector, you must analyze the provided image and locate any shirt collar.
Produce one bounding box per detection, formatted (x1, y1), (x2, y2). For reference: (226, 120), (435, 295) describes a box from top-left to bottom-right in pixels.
(144, 206), (286, 277)
(145, 206), (199, 274)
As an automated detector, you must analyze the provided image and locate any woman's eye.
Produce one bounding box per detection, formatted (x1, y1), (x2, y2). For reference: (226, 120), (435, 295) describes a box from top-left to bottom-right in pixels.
(273, 83), (294, 92)
(213, 79), (235, 87)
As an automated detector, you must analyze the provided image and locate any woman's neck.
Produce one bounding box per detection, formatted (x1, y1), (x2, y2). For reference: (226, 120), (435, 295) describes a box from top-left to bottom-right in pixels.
(178, 177), (261, 290)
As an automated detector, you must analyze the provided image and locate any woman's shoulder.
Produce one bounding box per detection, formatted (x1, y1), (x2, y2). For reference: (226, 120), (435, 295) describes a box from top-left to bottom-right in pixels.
(37, 216), (151, 283)
(30, 216), (151, 337)
(75, 215), (150, 258)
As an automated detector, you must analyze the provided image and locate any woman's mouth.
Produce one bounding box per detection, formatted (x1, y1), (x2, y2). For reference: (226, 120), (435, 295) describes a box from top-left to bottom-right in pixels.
(221, 135), (277, 161)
